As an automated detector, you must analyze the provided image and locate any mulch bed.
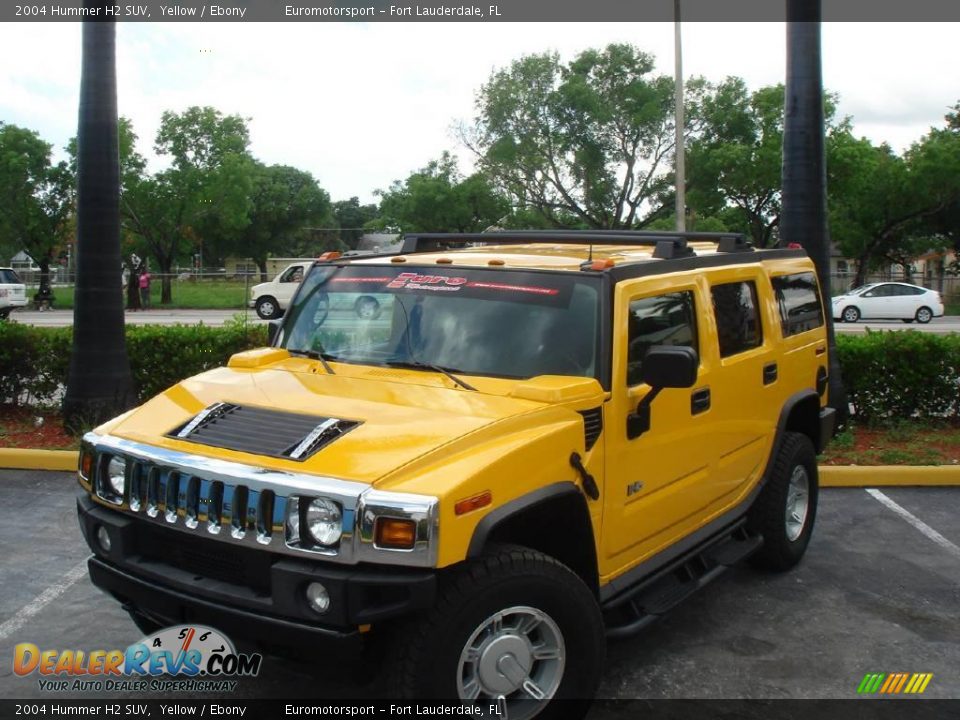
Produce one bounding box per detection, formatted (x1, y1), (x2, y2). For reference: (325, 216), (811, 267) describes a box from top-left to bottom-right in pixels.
(0, 405), (79, 450)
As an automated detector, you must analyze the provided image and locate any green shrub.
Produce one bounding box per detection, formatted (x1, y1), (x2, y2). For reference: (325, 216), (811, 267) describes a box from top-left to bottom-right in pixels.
(0, 322), (267, 407)
(835, 331), (960, 422)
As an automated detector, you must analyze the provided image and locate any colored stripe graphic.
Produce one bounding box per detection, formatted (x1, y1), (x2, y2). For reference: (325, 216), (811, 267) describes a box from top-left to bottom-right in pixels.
(858, 672), (933, 694)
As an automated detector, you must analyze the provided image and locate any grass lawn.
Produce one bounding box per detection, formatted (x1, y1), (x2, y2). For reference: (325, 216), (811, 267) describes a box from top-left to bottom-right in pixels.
(820, 419), (960, 465)
(45, 279), (255, 310)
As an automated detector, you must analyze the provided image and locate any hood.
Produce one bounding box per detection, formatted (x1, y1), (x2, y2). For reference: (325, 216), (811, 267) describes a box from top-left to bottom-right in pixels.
(103, 354), (598, 487)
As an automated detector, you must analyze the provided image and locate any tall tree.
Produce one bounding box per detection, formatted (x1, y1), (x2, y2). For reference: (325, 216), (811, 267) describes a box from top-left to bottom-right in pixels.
(63, 15), (136, 431)
(236, 163), (333, 281)
(462, 44), (705, 229)
(122, 106), (253, 302)
(374, 153), (510, 233)
(780, 1), (847, 423)
(0, 123), (73, 303)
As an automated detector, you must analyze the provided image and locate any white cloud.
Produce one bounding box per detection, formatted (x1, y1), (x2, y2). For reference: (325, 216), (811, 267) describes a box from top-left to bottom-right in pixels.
(1, 21), (957, 202)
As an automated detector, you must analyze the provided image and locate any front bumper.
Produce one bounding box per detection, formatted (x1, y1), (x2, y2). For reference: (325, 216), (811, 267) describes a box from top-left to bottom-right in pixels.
(78, 494), (437, 648)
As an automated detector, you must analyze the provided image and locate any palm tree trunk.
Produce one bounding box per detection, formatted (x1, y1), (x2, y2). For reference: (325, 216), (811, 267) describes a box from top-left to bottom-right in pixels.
(63, 14), (136, 432)
(781, 1), (848, 426)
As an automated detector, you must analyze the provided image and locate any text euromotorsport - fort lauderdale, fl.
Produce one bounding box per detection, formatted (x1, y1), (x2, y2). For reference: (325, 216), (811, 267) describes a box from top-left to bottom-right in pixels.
(285, 5), (501, 18)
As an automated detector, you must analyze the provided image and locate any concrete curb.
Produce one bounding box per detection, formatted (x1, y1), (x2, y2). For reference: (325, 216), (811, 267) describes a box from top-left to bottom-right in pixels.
(0, 448), (78, 471)
(820, 465), (960, 487)
(1, 449), (959, 486)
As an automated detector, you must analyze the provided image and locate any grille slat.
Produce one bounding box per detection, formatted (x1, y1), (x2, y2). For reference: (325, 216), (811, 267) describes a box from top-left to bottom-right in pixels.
(169, 403), (360, 461)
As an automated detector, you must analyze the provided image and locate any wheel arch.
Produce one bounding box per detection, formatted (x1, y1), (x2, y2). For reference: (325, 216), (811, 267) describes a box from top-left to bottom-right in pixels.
(767, 392), (824, 473)
(466, 482), (599, 596)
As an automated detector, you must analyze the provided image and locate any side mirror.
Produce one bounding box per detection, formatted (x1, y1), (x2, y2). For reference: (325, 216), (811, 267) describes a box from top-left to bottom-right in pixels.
(628, 346), (699, 439)
(640, 345), (698, 389)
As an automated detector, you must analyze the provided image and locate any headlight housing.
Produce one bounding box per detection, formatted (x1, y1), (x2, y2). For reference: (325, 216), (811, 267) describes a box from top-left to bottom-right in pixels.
(305, 497), (342, 546)
(95, 454), (126, 505)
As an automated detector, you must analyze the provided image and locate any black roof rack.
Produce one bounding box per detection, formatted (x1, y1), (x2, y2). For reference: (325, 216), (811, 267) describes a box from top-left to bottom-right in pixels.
(399, 230), (749, 256)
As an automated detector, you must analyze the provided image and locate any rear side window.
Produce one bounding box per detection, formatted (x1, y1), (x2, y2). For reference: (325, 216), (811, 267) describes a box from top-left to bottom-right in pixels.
(772, 272), (823, 337)
(627, 291), (698, 386)
(711, 281), (762, 357)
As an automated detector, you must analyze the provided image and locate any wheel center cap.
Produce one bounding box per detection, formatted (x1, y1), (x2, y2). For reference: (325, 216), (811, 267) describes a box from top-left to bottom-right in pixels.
(477, 634), (532, 694)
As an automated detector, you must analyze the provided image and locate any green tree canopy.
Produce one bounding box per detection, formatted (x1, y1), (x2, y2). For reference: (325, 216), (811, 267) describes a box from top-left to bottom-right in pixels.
(122, 106), (254, 302)
(463, 44), (703, 229)
(373, 153), (509, 233)
(0, 122), (73, 294)
(235, 162), (333, 280)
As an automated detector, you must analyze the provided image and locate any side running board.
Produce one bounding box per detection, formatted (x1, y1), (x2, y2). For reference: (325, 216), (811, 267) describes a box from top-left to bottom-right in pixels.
(603, 525), (762, 639)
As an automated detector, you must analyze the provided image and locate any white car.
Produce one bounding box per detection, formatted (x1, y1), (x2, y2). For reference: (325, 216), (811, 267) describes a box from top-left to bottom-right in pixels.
(0, 267), (27, 320)
(832, 282), (944, 324)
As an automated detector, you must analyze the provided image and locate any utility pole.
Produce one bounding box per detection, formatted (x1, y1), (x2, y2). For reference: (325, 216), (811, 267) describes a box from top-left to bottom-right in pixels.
(674, 0), (685, 231)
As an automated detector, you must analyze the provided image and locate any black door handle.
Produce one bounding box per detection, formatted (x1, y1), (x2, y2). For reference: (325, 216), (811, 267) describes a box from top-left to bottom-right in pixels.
(763, 362), (778, 385)
(691, 388), (711, 415)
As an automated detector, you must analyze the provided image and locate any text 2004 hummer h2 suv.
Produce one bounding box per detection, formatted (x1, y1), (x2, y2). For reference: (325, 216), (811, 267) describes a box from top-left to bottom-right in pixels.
(77, 231), (835, 715)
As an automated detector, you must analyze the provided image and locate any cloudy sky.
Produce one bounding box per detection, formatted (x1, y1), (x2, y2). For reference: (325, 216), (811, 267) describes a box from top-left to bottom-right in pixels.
(1, 21), (957, 204)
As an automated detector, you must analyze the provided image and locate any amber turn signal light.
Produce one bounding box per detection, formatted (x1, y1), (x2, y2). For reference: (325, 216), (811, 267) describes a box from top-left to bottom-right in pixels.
(375, 518), (417, 549)
(455, 491), (492, 516)
(79, 449), (94, 480)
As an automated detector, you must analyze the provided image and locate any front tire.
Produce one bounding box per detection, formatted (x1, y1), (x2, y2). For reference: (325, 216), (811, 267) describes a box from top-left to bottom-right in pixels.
(916, 306), (933, 324)
(841, 306), (860, 323)
(386, 546), (604, 719)
(255, 296), (281, 320)
(748, 432), (818, 571)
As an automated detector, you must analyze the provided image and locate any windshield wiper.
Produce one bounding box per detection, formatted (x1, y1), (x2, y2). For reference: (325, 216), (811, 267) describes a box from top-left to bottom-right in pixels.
(288, 348), (337, 375)
(385, 359), (477, 391)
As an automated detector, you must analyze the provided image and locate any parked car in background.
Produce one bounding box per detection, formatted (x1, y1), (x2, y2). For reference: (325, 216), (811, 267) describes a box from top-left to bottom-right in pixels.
(0, 267), (27, 320)
(832, 282), (944, 324)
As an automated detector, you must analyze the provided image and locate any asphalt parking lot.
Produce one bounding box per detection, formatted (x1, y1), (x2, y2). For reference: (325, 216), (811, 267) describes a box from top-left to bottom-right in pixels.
(1, 471), (957, 707)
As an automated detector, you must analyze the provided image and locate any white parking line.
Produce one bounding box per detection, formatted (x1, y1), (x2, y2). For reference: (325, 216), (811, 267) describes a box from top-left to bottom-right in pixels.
(866, 488), (960, 560)
(0, 561), (88, 642)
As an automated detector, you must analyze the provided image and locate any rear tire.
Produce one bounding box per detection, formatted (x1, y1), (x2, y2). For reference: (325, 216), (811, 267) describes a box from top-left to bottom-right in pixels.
(841, 306), (860, 323)
(748, 432), (818, 572)
(385, 546), (604, 719)
(916, 306), (933, 324)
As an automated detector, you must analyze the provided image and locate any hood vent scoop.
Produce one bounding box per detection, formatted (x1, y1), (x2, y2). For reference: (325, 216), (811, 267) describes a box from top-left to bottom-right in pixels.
(169, 403), (360, 462)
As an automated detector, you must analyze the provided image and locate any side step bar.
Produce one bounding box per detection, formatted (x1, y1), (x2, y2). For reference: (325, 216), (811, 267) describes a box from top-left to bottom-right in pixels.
(603, 526), (762, 639)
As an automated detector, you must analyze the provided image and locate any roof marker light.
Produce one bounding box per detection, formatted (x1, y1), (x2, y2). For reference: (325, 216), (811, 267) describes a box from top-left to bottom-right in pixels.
(318, 251), (341, 261)
(436, 257), (453, 264)
(390, 256), (407, 263)
(488, 259), (506, 266)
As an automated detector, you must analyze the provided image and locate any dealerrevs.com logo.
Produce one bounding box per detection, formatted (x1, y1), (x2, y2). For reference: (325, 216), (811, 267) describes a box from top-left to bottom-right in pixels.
(13, 625), (262, 693)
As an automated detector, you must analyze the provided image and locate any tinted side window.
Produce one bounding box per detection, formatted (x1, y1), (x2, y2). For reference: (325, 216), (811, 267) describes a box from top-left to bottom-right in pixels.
(711, 281), (762, 357)
(772, 272), (824, 337)
(0, 269), (21, 284)
(627, 291), (698, 386)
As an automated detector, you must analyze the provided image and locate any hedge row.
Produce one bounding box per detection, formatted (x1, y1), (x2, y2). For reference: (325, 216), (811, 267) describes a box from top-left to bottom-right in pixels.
(835, 331), (960, 422)
(0, 323), (954, 423)
(0, 321), (268, 407)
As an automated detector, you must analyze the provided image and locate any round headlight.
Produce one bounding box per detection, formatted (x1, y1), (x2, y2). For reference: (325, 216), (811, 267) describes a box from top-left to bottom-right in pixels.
(305, 498), (342, 546)
(107, 456), (126, 497)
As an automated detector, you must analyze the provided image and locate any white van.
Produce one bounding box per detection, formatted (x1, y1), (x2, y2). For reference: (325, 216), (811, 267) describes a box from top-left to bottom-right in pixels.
(248, 262), (310, 319)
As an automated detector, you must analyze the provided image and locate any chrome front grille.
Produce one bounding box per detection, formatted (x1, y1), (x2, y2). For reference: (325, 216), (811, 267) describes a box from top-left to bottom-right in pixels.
(125, 460), (287, 546)
(83, 432), (440, 568)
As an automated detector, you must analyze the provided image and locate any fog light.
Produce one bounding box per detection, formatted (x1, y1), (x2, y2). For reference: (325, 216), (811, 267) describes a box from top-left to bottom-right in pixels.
(96, 525), (112, 553)
(305, 582), (330, 614)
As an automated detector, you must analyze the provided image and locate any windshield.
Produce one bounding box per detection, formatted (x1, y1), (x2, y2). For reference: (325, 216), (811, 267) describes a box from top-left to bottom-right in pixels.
(279, 264), (600, 380)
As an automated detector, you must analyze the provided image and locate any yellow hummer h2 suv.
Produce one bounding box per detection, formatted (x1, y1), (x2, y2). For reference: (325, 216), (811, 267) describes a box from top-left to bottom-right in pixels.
(77, 231), (835, 715)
